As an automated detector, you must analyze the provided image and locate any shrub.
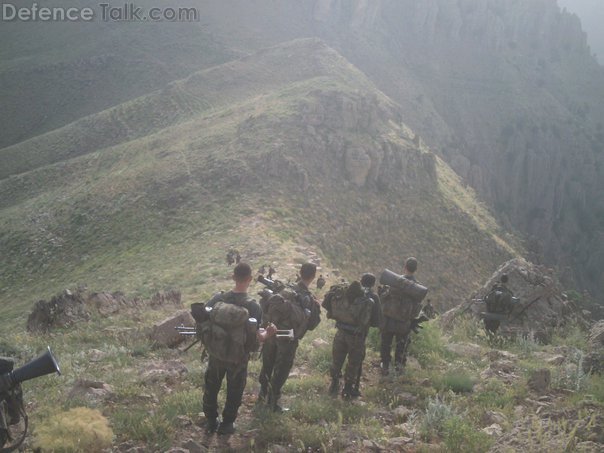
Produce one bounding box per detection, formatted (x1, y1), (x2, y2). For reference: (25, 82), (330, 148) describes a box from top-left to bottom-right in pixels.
(420, 395), (455, 440)
(33, 407), (113, 452)
(408, 321), (448, 367)
(436, 370), (475, 394)
(443, 416), (492, 453)
(552, 349), (590, 392)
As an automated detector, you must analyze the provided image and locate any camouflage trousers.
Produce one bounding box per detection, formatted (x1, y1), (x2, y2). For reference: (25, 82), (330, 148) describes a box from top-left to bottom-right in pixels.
(380, 329), (411, 368)
(203, 356), (248, 424)
(330, 329), (366, 386)
(259, 336), (299, 405)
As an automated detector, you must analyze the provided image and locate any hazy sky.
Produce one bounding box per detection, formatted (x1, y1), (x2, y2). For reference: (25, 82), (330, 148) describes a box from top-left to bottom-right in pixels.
(558, 0), (604, 64)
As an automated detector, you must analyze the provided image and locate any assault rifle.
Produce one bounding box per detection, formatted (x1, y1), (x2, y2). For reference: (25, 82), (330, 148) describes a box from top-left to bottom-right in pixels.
(410, 314), (430, 334)
(175, 325), (203, 354)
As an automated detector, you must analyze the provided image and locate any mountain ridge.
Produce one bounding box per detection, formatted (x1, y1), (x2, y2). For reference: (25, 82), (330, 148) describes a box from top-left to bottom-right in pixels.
(0, 39), (518, 322)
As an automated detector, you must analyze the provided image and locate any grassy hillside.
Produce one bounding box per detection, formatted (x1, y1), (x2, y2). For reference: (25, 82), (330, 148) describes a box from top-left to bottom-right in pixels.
(1, 284), (602, 451)
(0, 39), (519, 325)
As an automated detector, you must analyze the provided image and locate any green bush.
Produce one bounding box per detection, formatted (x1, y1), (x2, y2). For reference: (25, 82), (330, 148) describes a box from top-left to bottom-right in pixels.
(443, 416), (492, 453)
(408, 321), (448, 367)
(551, 320), (588, 351)
(436, 370), (475, 393)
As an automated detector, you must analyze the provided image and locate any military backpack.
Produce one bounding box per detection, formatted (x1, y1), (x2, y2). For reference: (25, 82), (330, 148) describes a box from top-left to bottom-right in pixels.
(380, 281), (426, 323)
(263, 287), (310, 340)
(194, 293), (258, 365)
(324, 281), (374, 329)
(485, 286), (514, 314)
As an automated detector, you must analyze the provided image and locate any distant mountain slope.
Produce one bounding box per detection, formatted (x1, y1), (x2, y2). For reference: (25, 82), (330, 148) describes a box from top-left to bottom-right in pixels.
(0, 0), (235, 149)
(0, 40), (518, 321)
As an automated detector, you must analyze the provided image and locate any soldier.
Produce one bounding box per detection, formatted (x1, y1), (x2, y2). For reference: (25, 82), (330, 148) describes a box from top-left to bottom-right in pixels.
(483, 274), (514, 335)
(258, 264), (266, 275)
(202, 263), (276, 435)
(259, 263), (321, 412)
(226, 250), (235, 266)
(422, 299), (438, 319)
(379, 257), (421, 375)
(324, 273), (381, 399)
(235, 251), (242, 264)
(316, 274), (326, 290)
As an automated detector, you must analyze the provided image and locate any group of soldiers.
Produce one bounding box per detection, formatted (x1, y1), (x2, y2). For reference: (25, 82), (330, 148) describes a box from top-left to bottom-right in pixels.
(196, 257), (426, 435)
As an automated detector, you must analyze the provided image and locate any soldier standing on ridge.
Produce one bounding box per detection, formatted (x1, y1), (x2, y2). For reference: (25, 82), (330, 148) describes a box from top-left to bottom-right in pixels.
(379, 257), (422, 375)
(324, 273), (381, 399)
(259, 263), (321, 412)
(202, 263), (276, 435)
(483, 274), (514, 335)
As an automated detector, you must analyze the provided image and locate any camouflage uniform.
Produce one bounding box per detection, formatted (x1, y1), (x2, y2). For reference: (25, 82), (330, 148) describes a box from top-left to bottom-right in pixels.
(484, 283), (514, 334)
(326, 290), (381, 396)
(259, 281), (320, 409)
(380, 275), (421, 370)
(202, 291), (262, 425)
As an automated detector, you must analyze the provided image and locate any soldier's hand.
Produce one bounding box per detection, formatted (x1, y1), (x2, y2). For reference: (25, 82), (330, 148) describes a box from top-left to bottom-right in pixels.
(265, 323), (278, 337)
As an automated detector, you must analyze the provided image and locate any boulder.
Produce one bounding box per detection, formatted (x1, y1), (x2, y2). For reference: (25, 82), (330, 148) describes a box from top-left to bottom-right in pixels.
(481, 410), (507, 427)
(27, 289), (90, 332)
(68, 379), (114, 402)
(149, 310), (195, 348)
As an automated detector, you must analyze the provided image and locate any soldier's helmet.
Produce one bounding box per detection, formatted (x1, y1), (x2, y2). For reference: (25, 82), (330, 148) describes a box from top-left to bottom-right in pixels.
(360, 273), (376, 288)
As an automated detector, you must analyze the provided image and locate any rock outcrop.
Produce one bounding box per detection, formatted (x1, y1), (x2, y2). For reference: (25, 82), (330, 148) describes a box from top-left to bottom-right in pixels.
(27, 288), (183, 333)
(444, 258), (586, 341)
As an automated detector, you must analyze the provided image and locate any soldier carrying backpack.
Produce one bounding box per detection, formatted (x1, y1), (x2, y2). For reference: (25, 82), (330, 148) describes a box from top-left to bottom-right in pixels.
(323, 273), (381, 399)
(378, 257), (428, 375)
(258, 263), (321, 412)
(197, 263), (276, 435)
(483, 274), (516, 335)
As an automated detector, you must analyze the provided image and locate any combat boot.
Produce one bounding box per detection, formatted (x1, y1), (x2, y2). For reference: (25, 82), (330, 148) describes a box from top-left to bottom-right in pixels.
(328, 378), (339, 397)
(341, 383), (355, 400)
(206, 417), (219, 434)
